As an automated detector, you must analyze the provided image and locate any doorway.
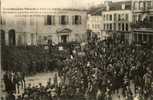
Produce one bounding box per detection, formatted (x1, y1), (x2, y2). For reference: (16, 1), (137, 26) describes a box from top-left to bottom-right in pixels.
(61, 35), (68, 43)
(9, 29), (16, 46)
(1, 30), (5, 46)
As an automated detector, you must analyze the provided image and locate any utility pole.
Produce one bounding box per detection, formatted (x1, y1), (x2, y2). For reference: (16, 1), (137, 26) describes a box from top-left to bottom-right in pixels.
(0, 0), (1, 16)
(0, 0), (2, 95)
(0, 0), (1, 24)
(35, 16), (38, 45)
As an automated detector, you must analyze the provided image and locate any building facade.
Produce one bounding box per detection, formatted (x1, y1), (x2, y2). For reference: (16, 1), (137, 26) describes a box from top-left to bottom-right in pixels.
(131, 0), (153, 44)
(102, 1), (133, 43)
(87, 14), (103, 39)
(101, 0), (153, 44)
(0, 8), (87, 46)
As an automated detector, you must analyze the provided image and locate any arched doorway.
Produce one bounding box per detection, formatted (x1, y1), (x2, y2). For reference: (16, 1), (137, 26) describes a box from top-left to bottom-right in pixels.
(57, 28), (72, 43)
(8, 29), (16, 46)
(1, 30), (5, 46)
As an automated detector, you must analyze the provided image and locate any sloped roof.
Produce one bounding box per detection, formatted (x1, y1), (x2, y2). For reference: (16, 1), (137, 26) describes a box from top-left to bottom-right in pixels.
(87, 1), (132, 15)
(87, 4), (105, 15)
(108, 1), (132, 11)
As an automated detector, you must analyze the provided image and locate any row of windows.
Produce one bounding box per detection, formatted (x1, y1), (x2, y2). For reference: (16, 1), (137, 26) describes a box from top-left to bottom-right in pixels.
(133, 14), (153, 22)
(104, 23), (129, 31)
(134, 34), (153, 43)
(1, 15), (82, 26)
(88, 24), (101, 30)
(18, 34), (52, 45)
(92, 24), (101, 29)
(17, 33), (35, 45)
(133, 1), (152, 10)
(88, 17), (102, 22)
(103, 13), (129, 21)
(45, 15), (82, 25)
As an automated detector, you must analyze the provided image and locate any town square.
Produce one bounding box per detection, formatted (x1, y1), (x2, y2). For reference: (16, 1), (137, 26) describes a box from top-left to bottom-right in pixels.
(0, 0), (153, 100)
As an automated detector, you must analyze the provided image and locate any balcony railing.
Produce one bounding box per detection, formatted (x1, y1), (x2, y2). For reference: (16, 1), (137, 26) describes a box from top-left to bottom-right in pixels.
(131, 20), (153, 29)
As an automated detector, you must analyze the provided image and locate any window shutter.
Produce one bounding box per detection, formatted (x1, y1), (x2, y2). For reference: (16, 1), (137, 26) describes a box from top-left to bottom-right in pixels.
(50, 15), (52, 25)
(72, 16), (74, 25)
(79, 16), (81, 24)
(44, 16), (47, 25)
(59, 16), (61, 24)
(66, 16), (69, 24)
(53, 16), (55, 25)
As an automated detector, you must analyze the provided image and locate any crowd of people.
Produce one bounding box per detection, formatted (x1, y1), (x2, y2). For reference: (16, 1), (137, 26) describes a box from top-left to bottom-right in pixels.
(58, 38), (153, 100)
(1, 45), (66, 76)
(2, 37), (153, 100)
(3, 71), (25, 94)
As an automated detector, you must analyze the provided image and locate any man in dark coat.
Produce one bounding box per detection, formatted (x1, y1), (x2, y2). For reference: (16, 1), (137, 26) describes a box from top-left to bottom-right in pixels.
(3, 71), (9, 92)
(6, 92), (16, 100)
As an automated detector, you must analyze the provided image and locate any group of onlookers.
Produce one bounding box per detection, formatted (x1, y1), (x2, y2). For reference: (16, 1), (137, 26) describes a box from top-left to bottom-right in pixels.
(3, 71), (25, 94)
(58, 38), (153, 100)
(2, 37), (153, 100)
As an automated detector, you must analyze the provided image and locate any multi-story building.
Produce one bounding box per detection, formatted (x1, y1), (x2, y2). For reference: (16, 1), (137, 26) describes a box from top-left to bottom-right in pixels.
(102, 1), (133, 43)
(0, 8), (87, 46)
(87, 14), (103, 39)
(131, 0), (153, 44)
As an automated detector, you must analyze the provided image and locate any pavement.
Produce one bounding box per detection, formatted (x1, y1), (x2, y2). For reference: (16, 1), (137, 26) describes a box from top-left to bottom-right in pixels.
(0, 72), (56, 98)
(0, 72), (144, 100)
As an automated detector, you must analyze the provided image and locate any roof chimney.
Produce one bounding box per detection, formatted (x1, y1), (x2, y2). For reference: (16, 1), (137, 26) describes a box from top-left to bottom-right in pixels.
(104, 0), (112, 11)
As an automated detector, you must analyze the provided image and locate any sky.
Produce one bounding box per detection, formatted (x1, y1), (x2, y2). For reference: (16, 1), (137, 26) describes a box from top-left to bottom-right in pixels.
(1, 0), (128, 9)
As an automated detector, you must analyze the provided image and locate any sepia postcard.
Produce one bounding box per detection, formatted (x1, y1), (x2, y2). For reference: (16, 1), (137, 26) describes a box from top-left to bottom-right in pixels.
(0, 0), (153, 100)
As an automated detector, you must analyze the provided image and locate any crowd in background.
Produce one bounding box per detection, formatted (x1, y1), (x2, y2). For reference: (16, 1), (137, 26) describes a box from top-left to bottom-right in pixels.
(1, 45), (67, 76)
(58, 38), (153, 100)
(2, 37), (153, 100)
